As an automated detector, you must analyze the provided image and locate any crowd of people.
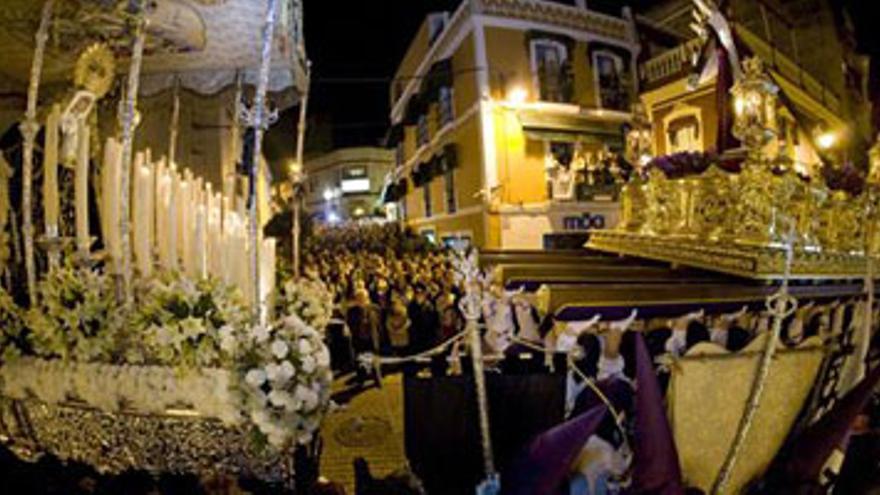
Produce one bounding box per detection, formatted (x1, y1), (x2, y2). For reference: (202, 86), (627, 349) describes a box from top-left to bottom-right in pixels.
(303, 223), (466, 367)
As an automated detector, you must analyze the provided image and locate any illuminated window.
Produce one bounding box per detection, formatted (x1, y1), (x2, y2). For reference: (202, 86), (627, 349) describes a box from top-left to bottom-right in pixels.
(593, 51), (629, 111)
(530, 39), (571, 103)
(663, 107), (703, 153)
(667, 116), (701, 153)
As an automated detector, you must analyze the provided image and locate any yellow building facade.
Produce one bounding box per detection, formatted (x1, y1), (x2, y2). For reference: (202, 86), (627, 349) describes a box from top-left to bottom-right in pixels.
(387, 0), (640, 250)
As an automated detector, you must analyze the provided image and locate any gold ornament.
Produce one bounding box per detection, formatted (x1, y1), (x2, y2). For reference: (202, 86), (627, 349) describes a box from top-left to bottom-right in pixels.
(74, 43), (116, 99)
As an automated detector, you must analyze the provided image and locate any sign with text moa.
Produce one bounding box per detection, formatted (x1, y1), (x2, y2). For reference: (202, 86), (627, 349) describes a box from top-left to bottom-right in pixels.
(562, 212), (606, 231)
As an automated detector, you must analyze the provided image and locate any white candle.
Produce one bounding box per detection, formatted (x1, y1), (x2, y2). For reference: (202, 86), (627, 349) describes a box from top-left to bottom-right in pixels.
(260, 237), (276, 321)
(168, 169), (179, 270)
(133, 154), (153, 278)
(179, 177), (191, 276)
(43, 104), (60, 234)
(155, 159), (167, 268)
(194, 204), (207, 279)
(208, 192), (222, 277)
(101, 138), (121, 270)
(75, 120), (91, 256)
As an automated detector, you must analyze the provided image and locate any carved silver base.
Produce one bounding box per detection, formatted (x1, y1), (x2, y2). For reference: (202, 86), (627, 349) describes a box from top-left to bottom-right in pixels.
(0, 398), (295, 486)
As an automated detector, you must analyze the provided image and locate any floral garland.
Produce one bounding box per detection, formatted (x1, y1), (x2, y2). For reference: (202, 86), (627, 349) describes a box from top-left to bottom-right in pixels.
(646, 151), (743, 179)
(239, 314), (333, 448)
(274, 276), (334, 333)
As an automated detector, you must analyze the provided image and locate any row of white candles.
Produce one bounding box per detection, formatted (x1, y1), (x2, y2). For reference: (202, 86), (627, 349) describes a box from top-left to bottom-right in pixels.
(41, 108), (274, 308)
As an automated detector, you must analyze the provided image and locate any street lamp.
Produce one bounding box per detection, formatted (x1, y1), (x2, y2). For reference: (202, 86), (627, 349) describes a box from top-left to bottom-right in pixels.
(507, 86), (528, 106)
(731, 57), (779, 154)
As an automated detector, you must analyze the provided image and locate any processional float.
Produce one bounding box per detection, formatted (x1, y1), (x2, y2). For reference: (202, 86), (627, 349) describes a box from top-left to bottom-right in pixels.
(471, 1), (879, 494)
(588, 1), (878, 493)
(0, 0), (327, 488)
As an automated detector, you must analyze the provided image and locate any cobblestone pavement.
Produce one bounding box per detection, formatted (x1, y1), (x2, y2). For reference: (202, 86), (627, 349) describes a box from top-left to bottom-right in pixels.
(320, 373), (406, 493)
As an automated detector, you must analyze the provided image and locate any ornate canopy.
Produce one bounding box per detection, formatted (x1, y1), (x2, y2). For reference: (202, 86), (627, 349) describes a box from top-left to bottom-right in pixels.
(0, 0), (306, 100)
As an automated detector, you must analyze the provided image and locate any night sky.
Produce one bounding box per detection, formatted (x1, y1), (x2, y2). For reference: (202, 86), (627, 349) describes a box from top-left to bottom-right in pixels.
(263, 0), (879, 163)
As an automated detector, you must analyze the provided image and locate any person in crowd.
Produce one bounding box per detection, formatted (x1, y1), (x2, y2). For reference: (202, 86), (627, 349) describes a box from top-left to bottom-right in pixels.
(306, 223), (545, 379)
(386, 298), (411, 356)
(408, 283), (439, 354)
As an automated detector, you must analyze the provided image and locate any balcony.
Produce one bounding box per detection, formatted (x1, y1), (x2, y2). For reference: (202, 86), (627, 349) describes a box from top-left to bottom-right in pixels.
(639, 26), (841, 115)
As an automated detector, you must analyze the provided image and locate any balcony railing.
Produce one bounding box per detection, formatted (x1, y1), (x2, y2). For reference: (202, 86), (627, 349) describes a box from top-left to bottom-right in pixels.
(639, 38), (702, 88)
(639, 26), (841, 115)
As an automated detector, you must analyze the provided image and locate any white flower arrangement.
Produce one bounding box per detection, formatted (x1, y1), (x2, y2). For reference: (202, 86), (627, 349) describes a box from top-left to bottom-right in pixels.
(0, 287), (26, 362)
(275, 277), (334, 333)
(132, 272), (252, 368)
(26, 264), (127, 363)
(0, 267), (333, 453)
(239, 314), (333, 449)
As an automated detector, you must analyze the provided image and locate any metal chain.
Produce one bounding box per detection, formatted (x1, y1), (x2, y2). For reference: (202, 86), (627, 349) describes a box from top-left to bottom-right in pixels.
(711, 217), (798, 494)
(456, 250), (497, 479)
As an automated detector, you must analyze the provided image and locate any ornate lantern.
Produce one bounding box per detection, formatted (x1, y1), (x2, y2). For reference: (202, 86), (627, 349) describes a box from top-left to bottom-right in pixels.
(731, 57), (779, 153)
(869, 133), (880, 187)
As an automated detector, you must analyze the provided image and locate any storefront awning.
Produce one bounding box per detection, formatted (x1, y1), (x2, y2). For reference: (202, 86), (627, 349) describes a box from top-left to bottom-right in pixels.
(518, 109), (625, 149)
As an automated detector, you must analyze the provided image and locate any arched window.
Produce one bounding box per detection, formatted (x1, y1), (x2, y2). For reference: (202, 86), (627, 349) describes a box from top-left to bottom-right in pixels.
(663, 106), (702, 153)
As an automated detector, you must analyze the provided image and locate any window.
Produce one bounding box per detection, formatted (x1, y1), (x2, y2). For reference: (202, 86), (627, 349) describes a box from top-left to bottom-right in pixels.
(666, 115), (701, 153)
(530, 39), (572, 103)
(427, 13), (448, 46)
(439, 86), (454, 126)
(444, 168), (457, 213)
(663, 106), (702, 154)
(423, 181), (432, 218)
(593, 51), (629, 111)
(417, 114), (430, 147)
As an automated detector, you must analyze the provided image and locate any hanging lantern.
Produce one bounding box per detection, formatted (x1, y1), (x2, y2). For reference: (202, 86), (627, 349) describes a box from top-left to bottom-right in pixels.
(626, 102), (653, 168)
(731, 57), (779, 152)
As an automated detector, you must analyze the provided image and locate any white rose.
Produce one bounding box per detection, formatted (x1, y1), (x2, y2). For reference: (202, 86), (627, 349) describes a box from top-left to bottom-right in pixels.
(271, 339), (289, 359)
(301, 356), (316, 374)
(268, 390), (292, 408)
(250, 325), (270, 343)
(297, 339), (313, 355)
(279, 361), (296, 382)
(245, 368), (267, 388)
(265, 362), (281, 382)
